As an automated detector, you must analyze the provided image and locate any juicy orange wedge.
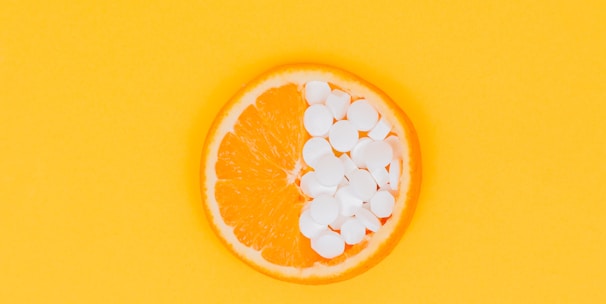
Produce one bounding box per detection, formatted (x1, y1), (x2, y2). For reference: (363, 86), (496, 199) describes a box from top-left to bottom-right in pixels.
(200, 63), (421, 284)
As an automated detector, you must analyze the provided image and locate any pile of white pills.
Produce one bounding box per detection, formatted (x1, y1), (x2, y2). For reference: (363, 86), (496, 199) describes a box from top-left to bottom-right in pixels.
(298, 80), (403, 259)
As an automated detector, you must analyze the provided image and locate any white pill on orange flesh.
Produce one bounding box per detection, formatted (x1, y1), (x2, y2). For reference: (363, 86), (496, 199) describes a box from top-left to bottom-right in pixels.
(347, 99), (378, 131)
(305, 81), (331, 105)
(311, 231), (345, 259)
(304, 104), (333, 137)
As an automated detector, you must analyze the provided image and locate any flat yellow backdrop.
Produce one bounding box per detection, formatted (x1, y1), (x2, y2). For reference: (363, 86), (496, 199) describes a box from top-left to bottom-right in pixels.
(1, 1), (605, 303)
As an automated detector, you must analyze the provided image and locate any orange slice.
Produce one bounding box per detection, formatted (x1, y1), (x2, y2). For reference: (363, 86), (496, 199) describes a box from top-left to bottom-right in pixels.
(200, 63), (421, 284)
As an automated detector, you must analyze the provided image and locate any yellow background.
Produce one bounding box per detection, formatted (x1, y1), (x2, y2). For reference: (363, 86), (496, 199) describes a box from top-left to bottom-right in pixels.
(1, 1), (605, 303)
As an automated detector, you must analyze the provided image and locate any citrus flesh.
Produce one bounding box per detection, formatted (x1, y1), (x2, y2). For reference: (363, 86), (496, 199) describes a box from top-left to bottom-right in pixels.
(201, 63), (421, 284)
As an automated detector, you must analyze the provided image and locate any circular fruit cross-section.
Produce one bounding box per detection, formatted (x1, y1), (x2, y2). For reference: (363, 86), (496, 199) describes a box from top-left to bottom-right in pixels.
(200, 63), (421, 284)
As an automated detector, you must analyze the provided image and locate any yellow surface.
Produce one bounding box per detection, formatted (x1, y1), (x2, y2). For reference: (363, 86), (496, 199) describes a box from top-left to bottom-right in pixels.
(1, 0), (605, 302)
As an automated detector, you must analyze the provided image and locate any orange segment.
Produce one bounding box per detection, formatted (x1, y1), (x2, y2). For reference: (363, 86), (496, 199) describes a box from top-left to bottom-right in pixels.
(215, 180), (311, 263)
(255, 84), (307, 170)
(216, 132), (284, 180)
(201, 63), (422, 284)
(214, 84), (313, 267)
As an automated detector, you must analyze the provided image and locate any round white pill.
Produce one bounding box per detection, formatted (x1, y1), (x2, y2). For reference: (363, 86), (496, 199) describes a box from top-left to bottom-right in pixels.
(335, 185), (363, 216)
(370, 190), (395, 218)
(326, 89), (351, 119)
(299, 209), (327, 238)
(364, 140), (393, 170)
(348, 169), (377, 201)
(368, 117), (392, 141)
(340, 218), (366, 245)
(309, 195), (340, 225)
(338, 177), (348, 187)
(311, 230), (345, 259)
(329, 214), (348, 231)
(355, 207), (381, 232)
(302, 137), (332, 168)
(350, 137), (373, 168)
(347, 99), (378, 131)
(300, 171), (337, 198)
(339, 154), (358, 179)
(388, 159), (401, 191)
(314, 154), (345, 186)
(328, 120), (359, 152)
(305, 81), (331, 105)
(369, 166), (390, 188)
(304, 104), (333, 137)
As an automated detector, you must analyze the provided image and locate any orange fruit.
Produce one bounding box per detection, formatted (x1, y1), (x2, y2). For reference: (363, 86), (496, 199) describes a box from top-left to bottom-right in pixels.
(200, 63), (421, 284)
